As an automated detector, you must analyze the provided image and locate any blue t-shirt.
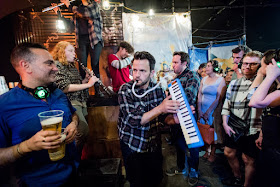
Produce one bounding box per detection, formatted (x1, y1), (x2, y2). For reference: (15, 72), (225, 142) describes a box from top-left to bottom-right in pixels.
(0, 87), (79, 186)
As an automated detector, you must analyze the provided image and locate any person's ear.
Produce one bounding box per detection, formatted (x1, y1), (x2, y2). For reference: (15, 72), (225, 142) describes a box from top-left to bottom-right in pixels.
(19, 60), (32, 73)
(150, 70), (155, 78)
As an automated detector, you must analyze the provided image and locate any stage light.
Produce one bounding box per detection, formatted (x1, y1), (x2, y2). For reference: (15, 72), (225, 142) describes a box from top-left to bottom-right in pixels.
(103, 0), (110, 10)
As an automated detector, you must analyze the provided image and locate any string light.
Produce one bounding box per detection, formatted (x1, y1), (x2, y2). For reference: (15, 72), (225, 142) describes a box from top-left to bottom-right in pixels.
(148, 9), (154, 17)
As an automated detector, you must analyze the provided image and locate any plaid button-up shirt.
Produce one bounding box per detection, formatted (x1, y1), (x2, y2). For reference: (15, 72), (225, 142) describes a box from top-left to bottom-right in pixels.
(118, 81), (166, 153)
(70, 2), (103, 48)
(222, 77), (262, 135)
(175, 68), (200, 107)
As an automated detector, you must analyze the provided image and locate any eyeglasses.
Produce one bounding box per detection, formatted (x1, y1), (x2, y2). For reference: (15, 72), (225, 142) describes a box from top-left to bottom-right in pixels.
(241, 62), (259, 67)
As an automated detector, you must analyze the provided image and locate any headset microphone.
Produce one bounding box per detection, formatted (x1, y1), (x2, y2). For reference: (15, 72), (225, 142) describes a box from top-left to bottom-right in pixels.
(275, 49), (280, 68)
(18, 82), (53, 99)
(214, 67), (219, 72)
(33, 87), (50, 99)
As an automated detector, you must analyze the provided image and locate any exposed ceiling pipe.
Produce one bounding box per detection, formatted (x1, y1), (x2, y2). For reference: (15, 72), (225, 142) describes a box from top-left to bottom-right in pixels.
(192, 0), (237, 34)
(190, 3), (279, 11)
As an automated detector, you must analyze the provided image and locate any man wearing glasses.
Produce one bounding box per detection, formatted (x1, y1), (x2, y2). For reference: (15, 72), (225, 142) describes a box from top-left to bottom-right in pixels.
(221, 51), (263, 187)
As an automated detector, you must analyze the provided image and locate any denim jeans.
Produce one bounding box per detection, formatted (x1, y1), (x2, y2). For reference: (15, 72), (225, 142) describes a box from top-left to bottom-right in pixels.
(176, 135), (200, 172)
(76, 35), (102, 79)
(172, 113), (200, 175)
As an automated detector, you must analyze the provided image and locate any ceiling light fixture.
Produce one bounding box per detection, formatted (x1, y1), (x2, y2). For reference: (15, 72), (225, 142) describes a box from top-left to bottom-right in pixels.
(103, 0), (110, 10)
(56, 19), (66, 32)
(148, 9), (154, 16)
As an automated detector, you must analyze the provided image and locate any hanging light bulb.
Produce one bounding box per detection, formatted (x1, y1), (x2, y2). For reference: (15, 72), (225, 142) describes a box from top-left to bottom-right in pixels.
(56, 19), (66, 32)
(103, 0), (110, 10)
(149, 9), (154, 17)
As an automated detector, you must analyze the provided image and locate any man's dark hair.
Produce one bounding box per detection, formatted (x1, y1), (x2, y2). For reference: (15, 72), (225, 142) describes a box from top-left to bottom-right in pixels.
(263, 49), (280, 65)
(133, 51), (156, 71)
(198, 63), (206, 70)
(118, 41), (134, 54)
(10, 43), (47, 69)
(232, 46), (243, 54)
(173, 51), (190, 66)
(226, 69), (234, 74)
(232, 46), (251, 54)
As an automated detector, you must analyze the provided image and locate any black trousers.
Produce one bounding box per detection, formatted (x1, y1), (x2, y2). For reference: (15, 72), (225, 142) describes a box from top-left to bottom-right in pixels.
(120, 141), (163, 187)
(255, 148), (280, 187)
(76, 35), (102, 79)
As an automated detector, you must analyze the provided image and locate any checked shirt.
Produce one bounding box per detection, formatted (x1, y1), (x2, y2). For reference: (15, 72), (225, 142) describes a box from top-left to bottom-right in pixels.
(70, 2), (103, 49)
(118, 81), (166, 153)
(222, 76), (262, 135)
(174, 68), (200, 107)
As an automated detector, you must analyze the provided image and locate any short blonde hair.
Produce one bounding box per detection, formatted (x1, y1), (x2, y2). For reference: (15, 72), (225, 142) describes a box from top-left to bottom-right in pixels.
(244, 51), (263, 61)
(51, 41), (71, 65)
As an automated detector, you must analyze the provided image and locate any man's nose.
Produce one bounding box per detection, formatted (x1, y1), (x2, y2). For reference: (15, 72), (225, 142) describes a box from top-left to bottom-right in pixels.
(134, 71), (141, 77)
(52, 64), (59, 71)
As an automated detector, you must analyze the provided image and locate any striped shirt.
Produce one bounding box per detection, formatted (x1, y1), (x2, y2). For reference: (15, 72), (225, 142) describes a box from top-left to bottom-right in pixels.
(118, 81), (166, 153)
(222, 77), (262, 135)
(70, 2), (103, 48)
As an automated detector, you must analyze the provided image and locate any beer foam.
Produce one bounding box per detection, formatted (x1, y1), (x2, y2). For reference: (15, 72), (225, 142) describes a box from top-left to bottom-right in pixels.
(41, 117), (63, 126)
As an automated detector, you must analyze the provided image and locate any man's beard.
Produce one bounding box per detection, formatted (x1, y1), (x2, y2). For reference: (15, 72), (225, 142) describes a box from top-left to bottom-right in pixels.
(136, 76), (150, 87)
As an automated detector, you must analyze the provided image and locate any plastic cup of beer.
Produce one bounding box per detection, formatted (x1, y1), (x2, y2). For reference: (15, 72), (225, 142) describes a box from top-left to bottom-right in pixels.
(60, 128), (67, 156)
(38, 110), (65, 161)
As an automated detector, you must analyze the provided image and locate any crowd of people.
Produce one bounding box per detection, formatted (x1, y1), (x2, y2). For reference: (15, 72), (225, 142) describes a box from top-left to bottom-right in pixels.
(164, 47), (280, 187)
(1, 39), (280, 187)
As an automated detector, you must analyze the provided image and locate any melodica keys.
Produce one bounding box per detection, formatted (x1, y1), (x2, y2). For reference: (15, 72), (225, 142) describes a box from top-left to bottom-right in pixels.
(168, 79), (204, 148)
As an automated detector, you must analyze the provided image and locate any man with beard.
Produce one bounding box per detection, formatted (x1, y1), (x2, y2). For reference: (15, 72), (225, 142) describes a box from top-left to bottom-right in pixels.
(222, 51), (263, 187)
(108, 41), (134, 93)
(231, 47), (245, 81)
(118, 51), (180, 187)
(166, 51), (201, 186)
(0, 43), (80, 186)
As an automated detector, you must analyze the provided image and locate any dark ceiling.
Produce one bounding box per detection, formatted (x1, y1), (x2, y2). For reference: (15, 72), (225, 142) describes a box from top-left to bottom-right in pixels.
(0, 0), (279, 83)
(0, 0), (279, 50)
